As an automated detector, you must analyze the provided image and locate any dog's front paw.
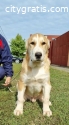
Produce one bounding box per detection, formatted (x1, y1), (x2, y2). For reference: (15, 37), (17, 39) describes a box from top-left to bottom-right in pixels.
(14, 108), (23, 116)
(43, 109), (52, 117)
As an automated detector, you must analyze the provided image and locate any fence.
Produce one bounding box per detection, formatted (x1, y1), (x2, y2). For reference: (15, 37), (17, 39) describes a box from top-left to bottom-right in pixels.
(49, 31), (69, 67)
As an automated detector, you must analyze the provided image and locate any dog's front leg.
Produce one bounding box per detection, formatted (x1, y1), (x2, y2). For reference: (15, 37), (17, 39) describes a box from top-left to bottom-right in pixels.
(43, 83), (52, 117)
(14, 80), (26, 116)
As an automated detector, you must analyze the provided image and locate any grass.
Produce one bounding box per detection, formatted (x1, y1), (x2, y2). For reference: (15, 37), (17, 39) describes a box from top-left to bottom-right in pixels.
(0, 63), (69, 125)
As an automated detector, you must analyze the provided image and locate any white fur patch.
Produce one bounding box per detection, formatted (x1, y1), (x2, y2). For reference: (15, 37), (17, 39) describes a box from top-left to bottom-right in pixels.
(22, 65), (50, 95)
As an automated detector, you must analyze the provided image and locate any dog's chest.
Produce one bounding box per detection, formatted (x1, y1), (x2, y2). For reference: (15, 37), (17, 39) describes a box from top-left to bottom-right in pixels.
(23, 66), (49, 95)
(23, 66), (49, 85)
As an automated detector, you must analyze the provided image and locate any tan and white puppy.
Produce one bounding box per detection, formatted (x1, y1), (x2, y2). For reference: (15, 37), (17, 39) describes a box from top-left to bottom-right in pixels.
(14, 33), (52, 117)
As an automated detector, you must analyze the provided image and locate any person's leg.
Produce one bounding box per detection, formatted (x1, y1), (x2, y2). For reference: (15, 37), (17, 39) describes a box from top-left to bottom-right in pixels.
(0, 66), (5, 80)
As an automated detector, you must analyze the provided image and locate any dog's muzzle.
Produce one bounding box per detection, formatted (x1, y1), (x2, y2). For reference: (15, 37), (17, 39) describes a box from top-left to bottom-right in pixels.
(35, 52), (42, 61)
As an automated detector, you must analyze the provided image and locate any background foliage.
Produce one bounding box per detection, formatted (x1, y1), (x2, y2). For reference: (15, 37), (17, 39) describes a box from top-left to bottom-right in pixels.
(10, 34), (26, 57)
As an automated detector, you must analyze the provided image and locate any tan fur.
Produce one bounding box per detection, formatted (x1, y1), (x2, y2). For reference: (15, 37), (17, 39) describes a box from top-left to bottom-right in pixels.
(14, 33), (52, 117)
(17, 80), (25, 91)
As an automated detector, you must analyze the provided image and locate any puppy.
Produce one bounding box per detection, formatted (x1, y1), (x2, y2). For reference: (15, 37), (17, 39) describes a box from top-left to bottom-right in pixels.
(14, 33), (52, 117)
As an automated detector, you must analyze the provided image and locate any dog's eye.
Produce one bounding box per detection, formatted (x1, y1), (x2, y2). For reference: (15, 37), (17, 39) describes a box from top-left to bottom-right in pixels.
(30, 42), (35, 45)
(42, 42), (46, 45)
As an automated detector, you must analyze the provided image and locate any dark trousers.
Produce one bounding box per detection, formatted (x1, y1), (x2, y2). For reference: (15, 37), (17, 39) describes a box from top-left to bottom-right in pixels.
(0, 66), (5, 80)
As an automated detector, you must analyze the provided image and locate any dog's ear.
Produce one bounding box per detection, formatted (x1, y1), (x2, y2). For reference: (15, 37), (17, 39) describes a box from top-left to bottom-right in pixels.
(47, 39), (50, 49)
(25, 39), (28, 50)
(45, 36), (50, 49)
(45, 36), (47, 38)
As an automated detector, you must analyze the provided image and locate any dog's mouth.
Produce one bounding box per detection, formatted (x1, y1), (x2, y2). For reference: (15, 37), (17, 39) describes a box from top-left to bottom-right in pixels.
(36, 58), (42, 62)
(31, 58), (43, 63)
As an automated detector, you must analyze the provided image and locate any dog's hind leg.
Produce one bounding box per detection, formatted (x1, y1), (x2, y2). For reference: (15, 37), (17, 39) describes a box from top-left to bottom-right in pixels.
(14, 80), (26, 116)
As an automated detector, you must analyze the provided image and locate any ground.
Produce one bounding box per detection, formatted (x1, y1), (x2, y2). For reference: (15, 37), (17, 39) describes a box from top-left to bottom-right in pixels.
(0, 63), (69, 125)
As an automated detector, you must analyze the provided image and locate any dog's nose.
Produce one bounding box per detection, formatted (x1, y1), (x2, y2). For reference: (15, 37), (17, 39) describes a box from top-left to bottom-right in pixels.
(35, 52), (42, 59)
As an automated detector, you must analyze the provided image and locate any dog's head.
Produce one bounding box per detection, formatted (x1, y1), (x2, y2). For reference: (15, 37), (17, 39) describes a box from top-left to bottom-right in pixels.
(26, 33), (50, 63)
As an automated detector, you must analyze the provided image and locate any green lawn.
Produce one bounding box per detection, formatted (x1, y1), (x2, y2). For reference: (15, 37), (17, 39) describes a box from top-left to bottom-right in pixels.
(0, 63), (69, 125)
